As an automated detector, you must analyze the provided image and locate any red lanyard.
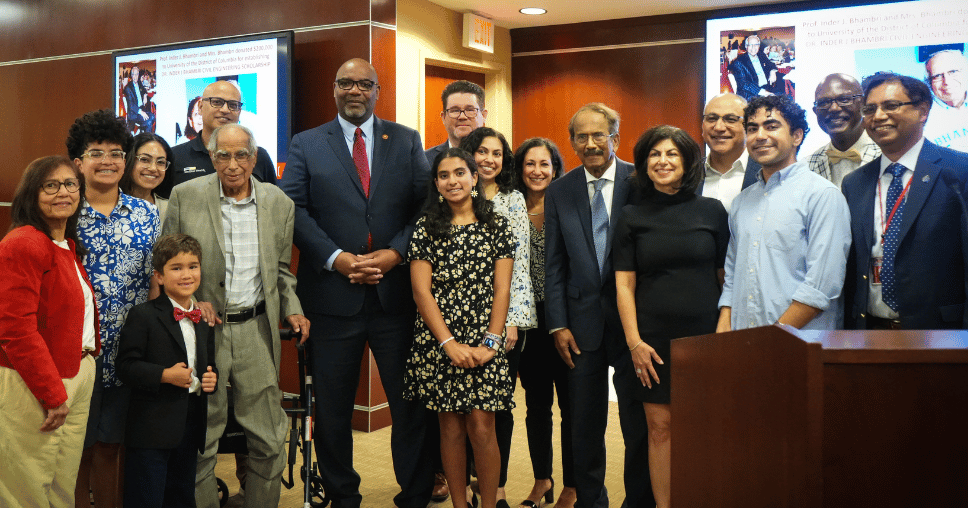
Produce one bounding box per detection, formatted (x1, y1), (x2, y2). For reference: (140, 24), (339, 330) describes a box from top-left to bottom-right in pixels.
(877, 173), (913, 243)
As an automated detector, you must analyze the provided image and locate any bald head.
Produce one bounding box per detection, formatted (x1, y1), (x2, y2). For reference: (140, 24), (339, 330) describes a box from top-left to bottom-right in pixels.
(200, 80), (243, 140)
(334, 58), (380, 125)
(813, 73), (865, 150)
(926, 50), (967, 108)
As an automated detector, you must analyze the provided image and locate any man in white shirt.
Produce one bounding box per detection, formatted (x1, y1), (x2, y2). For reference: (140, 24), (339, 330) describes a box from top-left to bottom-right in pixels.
(809, 73), (881, 187)
(699, 93), (759, 211)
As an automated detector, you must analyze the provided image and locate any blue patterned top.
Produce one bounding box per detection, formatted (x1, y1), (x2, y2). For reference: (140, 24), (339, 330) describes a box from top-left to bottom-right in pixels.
(78, 191), (160, 386)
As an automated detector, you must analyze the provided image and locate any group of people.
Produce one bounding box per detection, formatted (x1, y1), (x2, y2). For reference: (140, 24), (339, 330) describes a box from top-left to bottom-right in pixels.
(1, 53), (967, 508)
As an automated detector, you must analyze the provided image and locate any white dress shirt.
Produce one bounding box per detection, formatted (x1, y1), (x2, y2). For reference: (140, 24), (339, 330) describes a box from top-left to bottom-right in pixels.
(170, 297), (201, 393)
(583, 158), (618, 218)
(702, 152), (750, 212)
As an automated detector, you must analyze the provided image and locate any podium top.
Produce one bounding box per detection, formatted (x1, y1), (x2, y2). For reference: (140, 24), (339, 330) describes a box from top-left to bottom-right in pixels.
(791, 328), (968, 364)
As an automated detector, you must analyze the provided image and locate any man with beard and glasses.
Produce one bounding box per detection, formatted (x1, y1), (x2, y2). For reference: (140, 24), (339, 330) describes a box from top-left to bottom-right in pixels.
(809, 73), (881, 187)
(278, 58), (434, 508)
(545, 103), (653, 508)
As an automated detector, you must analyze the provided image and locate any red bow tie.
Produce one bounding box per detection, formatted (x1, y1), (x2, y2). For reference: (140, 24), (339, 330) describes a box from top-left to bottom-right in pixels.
(174, 308), (202, 323)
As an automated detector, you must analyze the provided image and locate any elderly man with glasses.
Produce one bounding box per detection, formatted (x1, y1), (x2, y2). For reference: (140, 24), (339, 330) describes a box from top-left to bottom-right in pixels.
(841, 71), (968, 331)
(808, 73), (882, 188)
(163, 123), (309, 508)
(166, 79), (277, 196)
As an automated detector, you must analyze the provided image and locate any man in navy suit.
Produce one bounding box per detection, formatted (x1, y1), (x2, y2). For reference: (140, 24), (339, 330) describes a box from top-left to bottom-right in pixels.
(279, 58), (433, 508)
(842, 72), (968, 330)
(424, 80), (487, 166)
(546, 103), (653, 508)
(698, 93), (760, 211)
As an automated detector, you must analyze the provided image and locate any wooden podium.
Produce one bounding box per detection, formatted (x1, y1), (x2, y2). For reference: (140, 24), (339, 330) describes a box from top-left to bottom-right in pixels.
(671, 326), (968, 507)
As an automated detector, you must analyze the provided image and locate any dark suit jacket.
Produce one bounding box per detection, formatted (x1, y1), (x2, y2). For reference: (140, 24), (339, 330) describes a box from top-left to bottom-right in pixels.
(728, 51), (783, 100)
(280, 116), (431, 316)
(545, 159), (634, 353)
(123, 80), (145, 123)
(841, 140), (968, 329)
(424, 140), (449, 167)
(117, 295), (215, 450)
(696, 157), (761, 195)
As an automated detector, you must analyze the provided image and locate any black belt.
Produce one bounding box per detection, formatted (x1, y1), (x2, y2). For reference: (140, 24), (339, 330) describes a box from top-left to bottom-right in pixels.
(867, 315), (903, 330)
(225, 301), (266, 323)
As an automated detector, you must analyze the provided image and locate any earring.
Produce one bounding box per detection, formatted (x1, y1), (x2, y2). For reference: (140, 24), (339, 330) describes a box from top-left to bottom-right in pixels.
(438, 194), (444, 202)
(471, 189), (479, 198)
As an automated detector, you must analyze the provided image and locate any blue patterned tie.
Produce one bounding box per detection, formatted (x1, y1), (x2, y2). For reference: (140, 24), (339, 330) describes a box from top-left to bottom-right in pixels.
(881, 162), (906, 311)
(592, 178), (608, 275)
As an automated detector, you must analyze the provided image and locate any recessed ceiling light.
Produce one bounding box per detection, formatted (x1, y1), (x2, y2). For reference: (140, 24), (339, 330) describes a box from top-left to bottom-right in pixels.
(520, 7), (547, 15)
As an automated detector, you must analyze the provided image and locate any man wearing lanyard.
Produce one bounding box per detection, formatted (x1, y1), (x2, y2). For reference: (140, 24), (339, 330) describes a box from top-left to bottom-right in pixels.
(842, 72), (968, 330)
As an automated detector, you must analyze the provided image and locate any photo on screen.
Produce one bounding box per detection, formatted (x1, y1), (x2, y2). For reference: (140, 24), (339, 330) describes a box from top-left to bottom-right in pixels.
(118, 60), (158, 135)
(721, 26), (796, 101)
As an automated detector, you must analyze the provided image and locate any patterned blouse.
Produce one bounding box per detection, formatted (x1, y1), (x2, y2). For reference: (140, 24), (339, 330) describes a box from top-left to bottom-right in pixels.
(528, 218), (546, 303)
(491, 190), (538, 330)
(78, 191), (160, 387)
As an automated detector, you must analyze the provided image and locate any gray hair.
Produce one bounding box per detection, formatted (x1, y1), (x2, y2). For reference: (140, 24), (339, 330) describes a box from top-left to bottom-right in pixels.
(207, 124), (257, 154)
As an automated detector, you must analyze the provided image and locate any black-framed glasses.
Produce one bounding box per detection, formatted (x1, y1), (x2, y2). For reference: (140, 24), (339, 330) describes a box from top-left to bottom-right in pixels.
(861, 100), (915, 117)
(41, 179), (80, 195)
(202, 97), (243, 112)
(335, 79), (377, 92)
(814, 94), (863, 110)
(573, 132), (614, 145)
(213, 149), (254, 164)
(445, 107), (480, 119)
(703, 113), (742, 124)
(81, 150), (126, 163)
(135, 154), (170, 171)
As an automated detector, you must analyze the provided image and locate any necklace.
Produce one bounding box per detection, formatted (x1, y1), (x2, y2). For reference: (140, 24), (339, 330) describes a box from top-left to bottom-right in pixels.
(527, 211), (544, 216)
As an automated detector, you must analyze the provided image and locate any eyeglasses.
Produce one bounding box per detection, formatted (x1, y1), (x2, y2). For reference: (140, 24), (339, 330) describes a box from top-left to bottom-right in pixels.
(861, 100), (915, 117)
(814, 94), (863, 110)
(201, 97), (243, 112)
(335, 79), (377, 92)
(213, 149), (254, 164)
(573, 132), (615, 145)
(703, 113), (742, 124)
(80, 150), (126, 163)
(445, 107), (480, 119)
(41, 179), (80, 195)
(135, 154), (170, 171)
(929, 68), (963, 85)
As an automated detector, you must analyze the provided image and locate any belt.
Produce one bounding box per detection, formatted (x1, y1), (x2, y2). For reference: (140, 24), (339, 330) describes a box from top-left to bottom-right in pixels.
(867, 315), (903, 330)
(225, 301), (266, 323)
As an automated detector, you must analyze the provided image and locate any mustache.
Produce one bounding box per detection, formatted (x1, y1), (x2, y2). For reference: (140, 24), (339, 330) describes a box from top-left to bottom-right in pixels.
(583, 148), (605, 157)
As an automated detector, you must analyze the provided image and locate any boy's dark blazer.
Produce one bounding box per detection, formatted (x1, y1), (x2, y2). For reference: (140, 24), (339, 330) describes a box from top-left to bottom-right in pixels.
(117, 294), (216, 451)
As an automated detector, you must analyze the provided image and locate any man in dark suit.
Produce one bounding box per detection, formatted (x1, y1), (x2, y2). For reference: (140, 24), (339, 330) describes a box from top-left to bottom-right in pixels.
(698, 92), (760, 211)
(424, 80), (487, 166)
(727, 34), (786, 100)
(546, 103), (653, 508)
(842, 72), (968, 330)
(124, 65), (154, 133)
(163, 124), (309, 508)
(279, 58), (433, 508)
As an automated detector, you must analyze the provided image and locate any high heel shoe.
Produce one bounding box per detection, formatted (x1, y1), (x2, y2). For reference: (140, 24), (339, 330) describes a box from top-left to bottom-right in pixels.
(519, 478), (554, 508)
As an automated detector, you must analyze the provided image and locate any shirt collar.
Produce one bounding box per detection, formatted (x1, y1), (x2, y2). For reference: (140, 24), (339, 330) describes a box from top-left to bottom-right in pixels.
(219, 176), (258, 205)
(168, 297), (195, 312)
(760, 159), (806, 185)
(879, 137), (925, 176)
(704, 154), (747, 177)
(80, 188), (132, 217)
(337, 114), (375, 143)
(584, 157), (617, 185)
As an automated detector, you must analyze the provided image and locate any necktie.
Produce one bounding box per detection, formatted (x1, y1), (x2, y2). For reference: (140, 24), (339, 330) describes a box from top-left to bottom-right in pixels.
(881, 162), (907, 311)
(591, 178), (608, 275)
(353, 128), (373, 251)
(826, 147), (862, 164)
(174, 307), (202, 323)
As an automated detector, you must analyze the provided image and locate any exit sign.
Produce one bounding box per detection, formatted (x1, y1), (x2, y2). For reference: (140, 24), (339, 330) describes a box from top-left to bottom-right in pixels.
(463, 13), (494, 54)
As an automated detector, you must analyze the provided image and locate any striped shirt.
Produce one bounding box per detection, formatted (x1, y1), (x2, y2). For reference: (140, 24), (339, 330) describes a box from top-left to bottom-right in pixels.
(220, 179), (263, 309)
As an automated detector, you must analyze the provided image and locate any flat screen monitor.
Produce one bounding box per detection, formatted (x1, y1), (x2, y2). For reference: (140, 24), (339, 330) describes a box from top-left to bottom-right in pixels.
(113, 31), (294, 177)
(706, 0), (968, 155)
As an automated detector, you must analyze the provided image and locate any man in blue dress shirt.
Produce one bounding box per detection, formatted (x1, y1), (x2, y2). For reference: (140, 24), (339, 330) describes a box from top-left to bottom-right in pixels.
(717, 94), (851, 331)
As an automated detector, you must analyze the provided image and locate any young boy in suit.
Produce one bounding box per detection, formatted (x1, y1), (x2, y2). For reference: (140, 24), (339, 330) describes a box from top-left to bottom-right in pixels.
(117, 233), (216, 508)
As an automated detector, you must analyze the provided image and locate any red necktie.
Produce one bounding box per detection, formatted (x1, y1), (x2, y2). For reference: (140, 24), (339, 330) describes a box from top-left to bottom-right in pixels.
(174, 307), (202, 323)
(353, 127), (373, 251)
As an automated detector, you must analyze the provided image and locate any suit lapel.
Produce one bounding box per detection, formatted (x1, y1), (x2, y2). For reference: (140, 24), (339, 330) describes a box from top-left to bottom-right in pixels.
(206, 177), (226, 257)
(254, 181), (274, 298)
(569, 167), (596, 263)
(856, 162), (879, 253)
(369, 117), (389, 198)
(326, 121), (366, 198)
(153, 297), (187, 355)
(897, 143), (942, 243)
(607, 161), (631, 260)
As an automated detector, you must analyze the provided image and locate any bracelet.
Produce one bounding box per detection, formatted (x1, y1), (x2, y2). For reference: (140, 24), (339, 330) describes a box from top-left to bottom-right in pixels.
(440, 337), (455, 348)
(629, 341), (644, 352)
(483, 331), (504, 347)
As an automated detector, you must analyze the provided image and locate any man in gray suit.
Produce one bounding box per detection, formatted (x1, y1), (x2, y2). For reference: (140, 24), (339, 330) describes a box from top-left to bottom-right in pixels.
(163, 123), (310, 508)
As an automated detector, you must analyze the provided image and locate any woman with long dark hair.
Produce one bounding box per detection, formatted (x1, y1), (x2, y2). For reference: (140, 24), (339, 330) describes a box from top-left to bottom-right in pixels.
(120, 132), (174, 220)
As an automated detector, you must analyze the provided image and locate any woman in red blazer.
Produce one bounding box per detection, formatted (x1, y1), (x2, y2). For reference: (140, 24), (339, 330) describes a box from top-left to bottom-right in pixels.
(0, 155), (101, 507)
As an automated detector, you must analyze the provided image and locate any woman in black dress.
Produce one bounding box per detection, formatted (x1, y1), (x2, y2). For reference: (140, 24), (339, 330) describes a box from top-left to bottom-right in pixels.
(614, 126), (729, 508)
